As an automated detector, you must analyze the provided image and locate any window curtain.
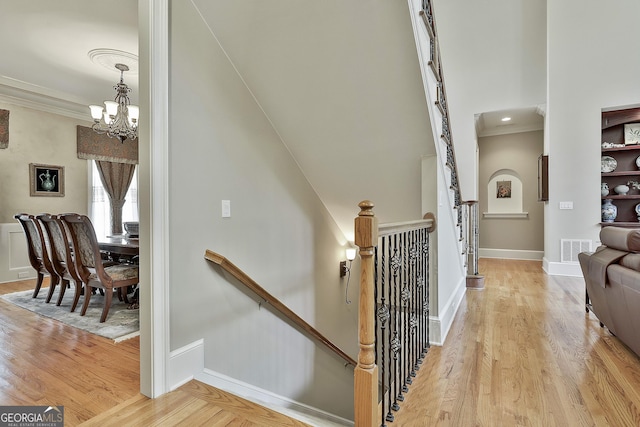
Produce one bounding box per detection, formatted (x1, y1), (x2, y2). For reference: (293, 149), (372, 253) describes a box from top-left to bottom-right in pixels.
(95, 160), (136, 235)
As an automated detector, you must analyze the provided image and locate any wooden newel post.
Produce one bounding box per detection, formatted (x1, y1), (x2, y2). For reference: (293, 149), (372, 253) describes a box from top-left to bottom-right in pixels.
(354, 200), (378, 427)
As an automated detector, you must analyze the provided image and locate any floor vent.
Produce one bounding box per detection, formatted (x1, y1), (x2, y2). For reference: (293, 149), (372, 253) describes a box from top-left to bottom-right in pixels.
(561, 239), (592, 263)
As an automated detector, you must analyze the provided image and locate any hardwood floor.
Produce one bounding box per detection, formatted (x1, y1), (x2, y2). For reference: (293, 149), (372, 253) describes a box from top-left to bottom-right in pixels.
(4, 259), (640, 426)
(0, 278), (139, 425)
(0, 278), (309, 426)
(392, 258), (640, 427)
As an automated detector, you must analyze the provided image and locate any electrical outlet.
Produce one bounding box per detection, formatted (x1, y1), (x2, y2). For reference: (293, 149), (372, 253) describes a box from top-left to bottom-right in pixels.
(18, 272), (30, 279)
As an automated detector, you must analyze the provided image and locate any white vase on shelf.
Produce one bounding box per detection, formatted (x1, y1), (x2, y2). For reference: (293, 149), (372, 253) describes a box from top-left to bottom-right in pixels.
(614, 184), (630, 195)
(601, 182), (609, 197)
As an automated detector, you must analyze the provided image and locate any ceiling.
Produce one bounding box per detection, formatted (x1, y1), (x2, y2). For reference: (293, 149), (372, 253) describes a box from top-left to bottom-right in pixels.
(0, 1), (542, 235)
(475, 106), (545, 138)
(0, 1), (542, 139)
(0, 0), (138, 120)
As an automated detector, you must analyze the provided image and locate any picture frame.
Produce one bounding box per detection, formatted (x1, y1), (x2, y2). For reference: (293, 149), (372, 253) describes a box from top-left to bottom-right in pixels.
(30, 163), (64, 197)
(624, 123), (640, 145)
(538, 154), (549, 201)
(497, 180), (512, 198)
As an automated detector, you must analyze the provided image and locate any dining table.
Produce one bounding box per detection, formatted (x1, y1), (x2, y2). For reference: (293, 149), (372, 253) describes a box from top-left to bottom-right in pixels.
(99, 235), (139, 258)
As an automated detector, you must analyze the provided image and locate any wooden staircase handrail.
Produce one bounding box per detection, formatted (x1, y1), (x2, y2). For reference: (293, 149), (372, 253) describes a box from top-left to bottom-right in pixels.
(378, 216), (435, 236)
(204, 249), (357, 368)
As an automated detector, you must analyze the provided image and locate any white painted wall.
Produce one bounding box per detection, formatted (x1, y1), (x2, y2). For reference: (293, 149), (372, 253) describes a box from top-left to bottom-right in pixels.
(545, 0), (640, 267)
(168, 1), (356, 418)
(433, 0), (547, 202)
(434, 0), (640, 271)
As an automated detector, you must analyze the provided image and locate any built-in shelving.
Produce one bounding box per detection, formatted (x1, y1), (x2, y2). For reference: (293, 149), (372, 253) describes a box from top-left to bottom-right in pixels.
(601, 107), (640, 225)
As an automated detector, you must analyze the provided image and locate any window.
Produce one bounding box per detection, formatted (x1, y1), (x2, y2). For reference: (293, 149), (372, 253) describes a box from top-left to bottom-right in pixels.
(89, 161), (138, 239)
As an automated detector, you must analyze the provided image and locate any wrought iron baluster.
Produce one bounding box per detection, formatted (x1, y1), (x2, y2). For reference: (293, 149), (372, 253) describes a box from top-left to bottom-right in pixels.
(382, 236), (392, 422)
(378, 239), (387, 427)
(401, 232), (410, 395)
(425, 231), (430, 355)
(410, 229), (418, 377)
(390, 235), (401, 413)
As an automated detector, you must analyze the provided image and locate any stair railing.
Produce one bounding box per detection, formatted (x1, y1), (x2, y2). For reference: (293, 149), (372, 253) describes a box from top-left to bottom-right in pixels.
(204, 250), (357, 367)
(354, 200), (435, 426)
(418, 0), (464, 241)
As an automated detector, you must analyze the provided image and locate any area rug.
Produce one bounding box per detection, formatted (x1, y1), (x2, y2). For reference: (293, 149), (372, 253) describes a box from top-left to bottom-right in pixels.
(0, 288), (139, 342)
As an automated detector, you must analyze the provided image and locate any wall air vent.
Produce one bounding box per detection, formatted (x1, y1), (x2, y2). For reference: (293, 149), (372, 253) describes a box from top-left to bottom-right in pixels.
(561, 239), (592, 263)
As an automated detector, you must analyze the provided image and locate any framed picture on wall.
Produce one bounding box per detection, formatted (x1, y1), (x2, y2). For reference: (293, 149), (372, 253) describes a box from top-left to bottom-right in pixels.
(624, 123), (640, 145)
(538, 154), (549, 202)
(497, 181), (512, 198)
(29, 163), (64, 197)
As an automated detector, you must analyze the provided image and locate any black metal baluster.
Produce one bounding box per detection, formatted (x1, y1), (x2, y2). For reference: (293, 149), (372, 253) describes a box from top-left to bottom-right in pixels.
(378, 239), (389, 427)
(418, 227), (426, 363)
(410, 229), (419, 377)
(407, 231), (416, 384)
(401, 232), (409, 396)
(385, 236), (395, 422)
(390, 235), (401, 414)
(425, 230), (430, 354)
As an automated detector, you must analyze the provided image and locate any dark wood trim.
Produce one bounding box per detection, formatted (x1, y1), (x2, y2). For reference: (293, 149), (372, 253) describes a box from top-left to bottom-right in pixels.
(538, 154), (549, 201)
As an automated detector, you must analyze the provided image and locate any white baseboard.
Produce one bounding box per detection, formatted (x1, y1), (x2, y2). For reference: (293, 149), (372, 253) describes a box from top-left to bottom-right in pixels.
(168, 339), (204, 391)
(430, 276), (466, 346)
(479, 248), (543, 261)
(168, 339), (351, 426)
(542, 258), (583, 277)
(429, 317), (442, 346)
(195, 369), (352, 427)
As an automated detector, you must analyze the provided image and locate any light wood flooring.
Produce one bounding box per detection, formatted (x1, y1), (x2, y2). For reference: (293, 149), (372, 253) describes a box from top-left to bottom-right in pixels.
(0, 278), (307, 426)
(3, 259), (640, 426)
(392, 258), (640, 426)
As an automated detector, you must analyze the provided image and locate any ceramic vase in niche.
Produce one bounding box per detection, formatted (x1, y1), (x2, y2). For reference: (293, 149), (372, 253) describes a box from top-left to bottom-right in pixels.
(601, 182), (609, 197)
(602, 199), (617, 223)
(614, 184), (630, 195)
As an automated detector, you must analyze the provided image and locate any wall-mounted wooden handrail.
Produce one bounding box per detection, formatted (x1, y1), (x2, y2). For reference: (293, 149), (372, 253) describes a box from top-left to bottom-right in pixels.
(204, 250), (357, 368)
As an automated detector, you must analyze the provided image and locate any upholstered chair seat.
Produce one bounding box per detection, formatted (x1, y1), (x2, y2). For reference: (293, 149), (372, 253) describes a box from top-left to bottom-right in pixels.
(61, 214), (139, 323)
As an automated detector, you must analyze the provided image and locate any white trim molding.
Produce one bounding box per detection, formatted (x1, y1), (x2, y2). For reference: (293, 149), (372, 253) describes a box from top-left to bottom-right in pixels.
(482, 212), (529, 219)
(542, 258), (583, 277)
(479, 248), (543, 261)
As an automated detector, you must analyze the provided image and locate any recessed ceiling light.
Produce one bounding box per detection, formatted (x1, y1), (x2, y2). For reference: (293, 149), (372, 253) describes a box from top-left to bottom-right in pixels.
(501, 117), (511, 122)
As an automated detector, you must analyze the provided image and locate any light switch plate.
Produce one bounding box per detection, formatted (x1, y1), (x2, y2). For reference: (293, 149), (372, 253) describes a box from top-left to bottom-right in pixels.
(222, 200), (231, 217)
(559, 201), (573, 210)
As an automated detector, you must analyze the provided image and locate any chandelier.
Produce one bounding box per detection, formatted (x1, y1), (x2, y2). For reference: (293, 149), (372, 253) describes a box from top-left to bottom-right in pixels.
(89, 63), (139, 142)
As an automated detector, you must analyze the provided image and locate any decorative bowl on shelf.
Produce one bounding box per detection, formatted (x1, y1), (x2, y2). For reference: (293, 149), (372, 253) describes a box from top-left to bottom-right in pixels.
(602, 155), (617, 173)
(123, 221), (139, 237)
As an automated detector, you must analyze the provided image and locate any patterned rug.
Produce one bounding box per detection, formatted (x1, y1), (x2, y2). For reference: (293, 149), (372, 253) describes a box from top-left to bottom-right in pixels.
(0, 288), (139, 342)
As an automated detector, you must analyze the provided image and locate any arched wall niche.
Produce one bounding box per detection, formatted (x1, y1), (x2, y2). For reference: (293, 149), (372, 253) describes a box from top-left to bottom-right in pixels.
(485, 169), (528, 217)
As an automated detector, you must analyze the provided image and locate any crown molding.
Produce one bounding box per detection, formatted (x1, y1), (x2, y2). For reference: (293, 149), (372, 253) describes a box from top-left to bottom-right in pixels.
(477, 122), (544, 138)
(0, 76), (91, 122)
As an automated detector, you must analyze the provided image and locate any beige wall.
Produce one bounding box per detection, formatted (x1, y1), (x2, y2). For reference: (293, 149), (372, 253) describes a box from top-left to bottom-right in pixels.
(165, 1), (356, 418)
(479, 130), (544, 253)
(0, 101), (91, 223)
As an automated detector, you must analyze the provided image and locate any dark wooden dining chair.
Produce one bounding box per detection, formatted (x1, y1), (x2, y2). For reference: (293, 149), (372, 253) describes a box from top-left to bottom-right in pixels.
(60, 213), (139, 322)
(36, 213), (85, 311)
(14, 213), (60, 301)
